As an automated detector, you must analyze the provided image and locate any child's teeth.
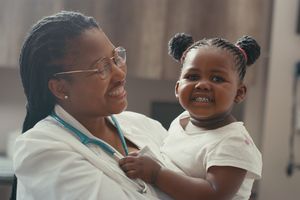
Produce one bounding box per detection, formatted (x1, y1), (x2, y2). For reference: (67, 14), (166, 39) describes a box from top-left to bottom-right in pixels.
(195, 97), (209, 102)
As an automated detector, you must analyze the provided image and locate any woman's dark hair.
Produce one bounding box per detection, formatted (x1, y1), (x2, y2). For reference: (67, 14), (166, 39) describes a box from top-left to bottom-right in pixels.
(168, 33), (261, 80)
(20, 10), (99, 133)
(11, 10), (99, 200)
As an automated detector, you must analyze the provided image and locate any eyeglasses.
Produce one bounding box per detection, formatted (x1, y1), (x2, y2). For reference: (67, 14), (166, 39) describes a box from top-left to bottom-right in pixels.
(53, 46), (126, 79)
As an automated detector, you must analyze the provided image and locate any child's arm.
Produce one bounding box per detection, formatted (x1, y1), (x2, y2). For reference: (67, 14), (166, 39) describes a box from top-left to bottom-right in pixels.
(119, 155), (246, 200)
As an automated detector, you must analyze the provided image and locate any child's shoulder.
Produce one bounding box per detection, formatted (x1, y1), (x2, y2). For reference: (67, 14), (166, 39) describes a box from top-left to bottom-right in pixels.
(170, 111), (190, 123)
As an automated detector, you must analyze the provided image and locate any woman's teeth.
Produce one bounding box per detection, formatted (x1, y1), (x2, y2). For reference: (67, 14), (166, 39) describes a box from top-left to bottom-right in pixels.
(109, 87), (124, 97)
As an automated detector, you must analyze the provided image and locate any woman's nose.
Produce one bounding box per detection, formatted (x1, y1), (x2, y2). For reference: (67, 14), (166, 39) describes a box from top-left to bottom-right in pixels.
(111, 63), (127, 81)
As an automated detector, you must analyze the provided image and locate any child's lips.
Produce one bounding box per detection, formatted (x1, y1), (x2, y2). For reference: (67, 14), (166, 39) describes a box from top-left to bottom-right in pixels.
(194, 97), (210, 103)
(191, 95), (214, 103)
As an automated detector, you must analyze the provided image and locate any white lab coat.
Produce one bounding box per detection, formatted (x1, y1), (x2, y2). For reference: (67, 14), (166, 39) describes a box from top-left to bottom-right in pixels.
(13, 105), (172, 200)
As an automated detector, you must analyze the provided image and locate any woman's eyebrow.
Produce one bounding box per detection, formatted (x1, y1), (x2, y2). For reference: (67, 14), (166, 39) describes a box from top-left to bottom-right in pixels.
(86, 57), (104, 69)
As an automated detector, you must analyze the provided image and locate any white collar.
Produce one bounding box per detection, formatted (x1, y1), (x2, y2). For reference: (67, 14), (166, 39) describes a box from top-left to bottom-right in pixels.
(53, 104), (108, 140)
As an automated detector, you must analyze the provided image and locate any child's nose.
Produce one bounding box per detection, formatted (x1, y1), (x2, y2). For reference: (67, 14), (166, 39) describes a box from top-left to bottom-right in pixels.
(195, 79), (211, 91)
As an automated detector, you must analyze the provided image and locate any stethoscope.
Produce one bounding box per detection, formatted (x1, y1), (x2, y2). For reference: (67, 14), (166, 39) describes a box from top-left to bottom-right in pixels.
(50, 112), (148, 193)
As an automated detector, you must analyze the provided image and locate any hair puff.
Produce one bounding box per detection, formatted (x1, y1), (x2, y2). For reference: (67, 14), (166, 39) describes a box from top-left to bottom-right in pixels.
(168, 33), (194, 62)
(235, 35), (260, 66)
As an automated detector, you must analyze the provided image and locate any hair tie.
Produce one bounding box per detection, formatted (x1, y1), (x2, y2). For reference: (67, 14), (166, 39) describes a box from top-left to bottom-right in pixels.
(235, 45), (248, 62)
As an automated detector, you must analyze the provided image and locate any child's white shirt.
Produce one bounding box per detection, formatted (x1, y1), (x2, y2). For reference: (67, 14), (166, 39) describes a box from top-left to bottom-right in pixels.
(161, 111), (262, 200)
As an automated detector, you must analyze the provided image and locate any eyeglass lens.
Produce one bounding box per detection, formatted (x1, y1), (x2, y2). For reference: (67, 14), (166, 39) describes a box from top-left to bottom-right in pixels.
(97, 47), (126, 79)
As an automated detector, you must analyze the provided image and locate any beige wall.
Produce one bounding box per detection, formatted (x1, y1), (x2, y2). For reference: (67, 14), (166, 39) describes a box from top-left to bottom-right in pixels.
(259, 0), (300, 199)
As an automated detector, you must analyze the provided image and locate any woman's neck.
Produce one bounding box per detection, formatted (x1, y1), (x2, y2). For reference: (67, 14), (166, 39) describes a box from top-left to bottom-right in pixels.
(189, 111), (236, 130)
(76, 115), (109, 137)
(59, 104), (111, 138)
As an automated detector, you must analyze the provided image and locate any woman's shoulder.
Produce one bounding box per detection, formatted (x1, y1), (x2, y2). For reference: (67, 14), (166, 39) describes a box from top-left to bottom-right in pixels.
(19, 116), (67, 139)
(114, 111), (165, 129)
(15, 116), (77, 153)
(114, 111), (168, 146)
(115, 110), (151, 119)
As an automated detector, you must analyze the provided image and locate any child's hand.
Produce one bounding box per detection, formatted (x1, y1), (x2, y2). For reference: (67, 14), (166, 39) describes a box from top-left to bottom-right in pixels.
(119, 154), (161, 184)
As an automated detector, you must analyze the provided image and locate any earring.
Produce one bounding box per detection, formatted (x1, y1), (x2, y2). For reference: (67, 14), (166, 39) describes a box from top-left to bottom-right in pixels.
(64, 95), (69, 100)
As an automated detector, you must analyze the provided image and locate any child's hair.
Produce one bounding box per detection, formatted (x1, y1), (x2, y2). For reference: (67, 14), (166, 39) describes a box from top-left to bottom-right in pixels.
(20, 11), (99, 133)
(168, 33), (261, 81)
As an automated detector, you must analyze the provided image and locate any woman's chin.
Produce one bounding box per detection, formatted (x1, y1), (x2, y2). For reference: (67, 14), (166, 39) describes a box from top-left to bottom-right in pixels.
(112, 101), (128, 114)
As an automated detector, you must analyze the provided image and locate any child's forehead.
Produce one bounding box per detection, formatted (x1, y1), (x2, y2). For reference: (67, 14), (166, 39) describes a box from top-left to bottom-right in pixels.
(190, 45), (228, 55)
(181, 47), (238, 75)
(184, 46), (234, 64)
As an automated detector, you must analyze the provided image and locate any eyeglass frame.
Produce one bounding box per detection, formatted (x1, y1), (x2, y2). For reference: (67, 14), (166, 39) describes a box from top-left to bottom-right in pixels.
(53, 46), (126, 79)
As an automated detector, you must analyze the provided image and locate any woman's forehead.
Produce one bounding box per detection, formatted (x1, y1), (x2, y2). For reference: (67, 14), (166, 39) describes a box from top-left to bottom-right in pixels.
(67, 29), (112, 55)
(63, 28), (114, 67)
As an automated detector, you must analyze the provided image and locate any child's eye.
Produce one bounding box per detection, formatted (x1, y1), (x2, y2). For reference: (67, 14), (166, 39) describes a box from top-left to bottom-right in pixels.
(211, 76), (225, 83)
(185, 74), (199, 81)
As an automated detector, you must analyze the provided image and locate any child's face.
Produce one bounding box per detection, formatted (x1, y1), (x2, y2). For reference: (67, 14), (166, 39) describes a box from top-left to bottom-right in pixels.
(175, 47), (246, 121)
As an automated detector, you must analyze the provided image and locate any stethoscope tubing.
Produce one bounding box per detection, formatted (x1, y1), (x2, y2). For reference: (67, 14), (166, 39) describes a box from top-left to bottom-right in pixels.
(50, 111), (148, 193)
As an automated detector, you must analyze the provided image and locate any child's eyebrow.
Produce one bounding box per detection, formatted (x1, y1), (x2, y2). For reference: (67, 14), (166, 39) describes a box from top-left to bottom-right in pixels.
(182, 68), (199, 73)
(210, 68), (228, 73)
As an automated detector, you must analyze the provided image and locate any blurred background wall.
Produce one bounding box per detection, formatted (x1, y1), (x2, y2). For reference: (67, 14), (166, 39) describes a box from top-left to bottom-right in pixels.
(260, 0), (300, 199)
(0, 0), (299, 199)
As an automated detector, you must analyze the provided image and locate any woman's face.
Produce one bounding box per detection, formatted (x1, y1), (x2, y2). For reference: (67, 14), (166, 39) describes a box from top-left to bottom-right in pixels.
(57, 28), (127, 119)
(175, 47), (245, 121)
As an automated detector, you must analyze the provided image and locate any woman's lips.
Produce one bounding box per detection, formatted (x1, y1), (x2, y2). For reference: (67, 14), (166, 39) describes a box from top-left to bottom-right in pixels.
(108, 86), (127, 98)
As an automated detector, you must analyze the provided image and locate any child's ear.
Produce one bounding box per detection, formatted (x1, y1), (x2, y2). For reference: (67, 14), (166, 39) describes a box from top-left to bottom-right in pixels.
(175, 81), (180, 98)
(234, 84), (247, 104)
(48, 78), (69, 101)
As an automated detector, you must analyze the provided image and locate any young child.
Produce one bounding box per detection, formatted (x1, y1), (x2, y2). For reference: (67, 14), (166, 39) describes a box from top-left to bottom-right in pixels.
(119, 33), (262, 200)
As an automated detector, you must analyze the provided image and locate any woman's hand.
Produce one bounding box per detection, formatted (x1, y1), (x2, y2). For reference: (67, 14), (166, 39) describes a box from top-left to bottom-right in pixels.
(119, 153), (161, 184)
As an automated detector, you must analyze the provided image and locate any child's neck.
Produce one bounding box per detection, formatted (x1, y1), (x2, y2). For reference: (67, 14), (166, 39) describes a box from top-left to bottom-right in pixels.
(190, 112), (236, 130)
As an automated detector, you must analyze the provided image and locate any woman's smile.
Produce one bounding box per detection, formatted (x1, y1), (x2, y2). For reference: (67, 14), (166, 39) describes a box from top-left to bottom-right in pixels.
(108, 85), (127, 100)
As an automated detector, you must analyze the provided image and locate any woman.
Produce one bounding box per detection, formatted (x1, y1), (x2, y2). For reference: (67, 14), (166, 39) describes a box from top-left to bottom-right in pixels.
(12, 11), (170, 200)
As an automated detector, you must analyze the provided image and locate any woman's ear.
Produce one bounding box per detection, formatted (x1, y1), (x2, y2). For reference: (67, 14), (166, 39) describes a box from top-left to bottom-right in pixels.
(48, 78), (69, 101)
(175, 81), (180, 98)
(234, 84), (247, 104)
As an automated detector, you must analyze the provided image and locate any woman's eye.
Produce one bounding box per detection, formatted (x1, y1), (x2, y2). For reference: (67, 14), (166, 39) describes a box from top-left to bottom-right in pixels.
(185, 74), (199, 81)
(96, 61), (110, 72)
(211, 76), (225, 83)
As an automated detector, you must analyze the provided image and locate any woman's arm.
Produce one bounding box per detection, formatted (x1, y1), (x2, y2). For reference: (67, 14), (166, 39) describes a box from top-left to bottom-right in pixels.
(119, 155), (246, 200)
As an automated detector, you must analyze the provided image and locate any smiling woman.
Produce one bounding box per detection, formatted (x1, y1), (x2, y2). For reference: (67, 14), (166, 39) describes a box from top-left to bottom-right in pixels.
(11, 11), (171, 200)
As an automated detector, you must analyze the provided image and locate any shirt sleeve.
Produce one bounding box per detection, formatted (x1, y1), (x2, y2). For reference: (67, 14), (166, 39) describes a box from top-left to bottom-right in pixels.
(205, 133), (262, 179)
(13, 134), (148, 200)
